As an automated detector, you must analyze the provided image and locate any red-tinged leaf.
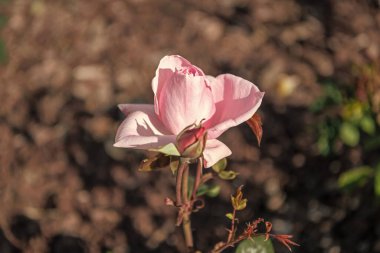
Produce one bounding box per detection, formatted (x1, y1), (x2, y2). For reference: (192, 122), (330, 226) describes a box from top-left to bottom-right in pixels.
(273, 234), (300, 252)
(265, 221), (273, 234)
(246, 114), (263, 146)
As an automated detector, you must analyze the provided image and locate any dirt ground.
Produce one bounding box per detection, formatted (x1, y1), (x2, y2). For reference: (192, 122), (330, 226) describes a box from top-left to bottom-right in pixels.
(0, 0), (380, 252)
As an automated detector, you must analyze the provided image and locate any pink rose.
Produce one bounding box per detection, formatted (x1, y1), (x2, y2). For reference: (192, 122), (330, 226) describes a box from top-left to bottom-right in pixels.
(114, 55), (264, 167)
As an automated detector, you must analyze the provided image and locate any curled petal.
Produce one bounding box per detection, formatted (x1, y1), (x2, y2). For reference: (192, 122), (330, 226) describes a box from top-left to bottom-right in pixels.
(205, 74), (264, 139)
(114, 105), (175, 149)
(203, 139), (232, 168)
(158, 73), (215, 134)
(152, 55), (204, 116)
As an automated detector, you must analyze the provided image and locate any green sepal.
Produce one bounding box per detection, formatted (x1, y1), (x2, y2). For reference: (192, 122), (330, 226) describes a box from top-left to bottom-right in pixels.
(149, 143), (180, 156)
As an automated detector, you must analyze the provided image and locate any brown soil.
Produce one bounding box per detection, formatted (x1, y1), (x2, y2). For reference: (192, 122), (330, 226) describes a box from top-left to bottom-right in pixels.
(0, 0), (380, 253)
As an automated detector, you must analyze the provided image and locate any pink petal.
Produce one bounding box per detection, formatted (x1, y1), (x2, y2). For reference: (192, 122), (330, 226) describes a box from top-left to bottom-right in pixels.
(114, 105), (175, 149)
(152, 55), (204, 116)
(203, 139), (232, 168)
(205, 74), (264, 139)
(158, 73), (215, 134)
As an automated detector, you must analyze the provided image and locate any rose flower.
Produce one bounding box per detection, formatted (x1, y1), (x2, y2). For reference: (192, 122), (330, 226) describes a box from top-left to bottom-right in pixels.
(114, 55), (264, 167)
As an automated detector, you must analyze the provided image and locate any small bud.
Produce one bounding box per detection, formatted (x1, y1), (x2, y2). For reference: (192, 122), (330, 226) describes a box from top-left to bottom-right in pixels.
(176, 124), (207, 158)
(164, 197), (174, 206)
(231, 186), (247, 211)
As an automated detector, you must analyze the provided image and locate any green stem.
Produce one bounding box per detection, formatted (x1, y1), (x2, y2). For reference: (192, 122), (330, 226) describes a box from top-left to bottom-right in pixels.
(227, 208), (237, 243)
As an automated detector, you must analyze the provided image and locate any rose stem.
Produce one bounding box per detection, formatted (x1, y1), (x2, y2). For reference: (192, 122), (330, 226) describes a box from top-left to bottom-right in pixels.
(182, 163), (194, 250)
(191, 157), (203, 201)
(176, 162), (186, 206)
(227, 208), (237, 243)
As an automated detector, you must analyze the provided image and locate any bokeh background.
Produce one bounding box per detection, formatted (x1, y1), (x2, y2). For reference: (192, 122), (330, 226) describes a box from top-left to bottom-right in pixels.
(1, 0), (380, 252)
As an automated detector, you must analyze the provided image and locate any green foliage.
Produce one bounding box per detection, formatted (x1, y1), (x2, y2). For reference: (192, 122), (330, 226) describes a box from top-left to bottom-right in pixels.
(186, 175), (220, 198)
(310, 83), (343, 113)
(212, 158), (227, 173)
(313, 82), (379, 155)
(195, 183), (221, 198)
(313, 78), (380, 197)
(219, 170), (238, 180)
(360, 116), (376, 135)
(212, 158), (238, 180)
(339, 122), (359, 147)
(338, 166), (373, 190)
(205, 184), (221, 197)
(375, 164), (380, 197)
(225, 213), (234, 220)
(231, 186), (247, 211)
(235, 236), (274, 253)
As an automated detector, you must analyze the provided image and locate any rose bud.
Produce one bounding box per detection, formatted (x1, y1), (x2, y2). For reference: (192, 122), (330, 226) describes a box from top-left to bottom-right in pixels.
(176, 124), (207, 159)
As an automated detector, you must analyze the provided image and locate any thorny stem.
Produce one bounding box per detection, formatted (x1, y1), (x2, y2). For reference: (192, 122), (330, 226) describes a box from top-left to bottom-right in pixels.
(181, 162), (194, 250)
(176, 158), (206, 251)
(176, 162), (186, 206)
(227, 208), (237, 243)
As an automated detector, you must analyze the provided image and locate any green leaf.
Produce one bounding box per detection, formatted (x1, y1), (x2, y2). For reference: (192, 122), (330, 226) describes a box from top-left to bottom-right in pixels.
(339, 122), (360, 147)
(375, 164), (380, 197)
(206, 184), (221, 197)
(196, 184), (221, 198)
(212, 158), (227, 173)
(195, 184), (208, 196)
(149, 143), (180, 156)
(236, 236), (274, 253)
(338, 166), (373, 190)
(219, 170), (238, 180)
(236, 198), (247, 211)
(226, 213), (233, 220)
(317, 134), (330, 156)
(360, 116), (376, 135)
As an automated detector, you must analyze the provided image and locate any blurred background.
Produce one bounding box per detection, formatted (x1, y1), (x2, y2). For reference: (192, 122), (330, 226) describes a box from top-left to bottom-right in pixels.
(0, 0), (380, 252)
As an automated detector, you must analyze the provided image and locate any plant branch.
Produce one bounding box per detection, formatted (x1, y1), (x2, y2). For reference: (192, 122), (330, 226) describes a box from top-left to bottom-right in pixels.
(227, 208), (237, 243)
(191, 157), (203, 201)
(176, 161), (186, 206)
(181, 163), (194, 250)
